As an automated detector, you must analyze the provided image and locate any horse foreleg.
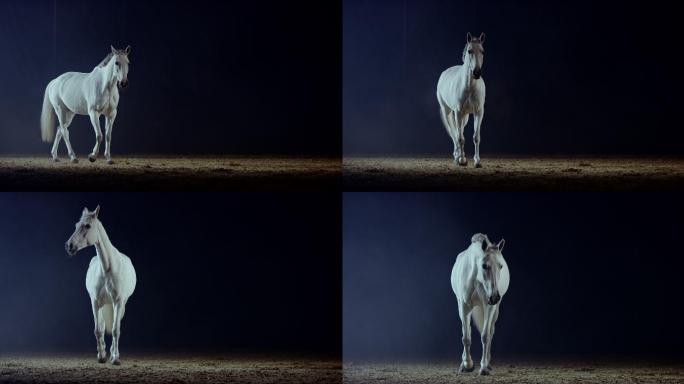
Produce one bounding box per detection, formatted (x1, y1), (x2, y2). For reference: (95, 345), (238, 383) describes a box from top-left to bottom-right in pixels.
(473, 110), (484, 168)
(110, 300), (125, 365)
(485, 305), (499, 371)
(104, 110), (117, 165)
(457, 301), (474, 373)
(91, 300), (107, 363)
(88, 111), (103, 162)
(479, 304), (497, 375)
(456, 112), (468, 166)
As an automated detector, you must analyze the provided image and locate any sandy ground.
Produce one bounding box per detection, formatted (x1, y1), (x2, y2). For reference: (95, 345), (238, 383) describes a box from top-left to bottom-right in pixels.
(343, 157), (684, 191)
(0, 355), (341, 384)
(0, 156), (340, 191)
(344, 361), (684, 384)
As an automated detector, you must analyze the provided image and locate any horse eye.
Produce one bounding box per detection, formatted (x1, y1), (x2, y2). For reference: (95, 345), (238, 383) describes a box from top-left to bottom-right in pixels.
(468, 50), (473, 54)
(115, 61), (120, 66)
(85, 224), (91, 229)
(482, 264), (489, 270)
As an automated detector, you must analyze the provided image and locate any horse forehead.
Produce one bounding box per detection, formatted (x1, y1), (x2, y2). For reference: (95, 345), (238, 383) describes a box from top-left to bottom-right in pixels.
(469, 42), (484, 51)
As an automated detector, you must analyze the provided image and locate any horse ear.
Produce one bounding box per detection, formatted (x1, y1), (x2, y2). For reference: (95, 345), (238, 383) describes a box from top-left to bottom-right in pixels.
(124, 45), (131, 55)
(497, 239), (505, 251)
(111, 45), (116, 54)
(93, 205), (100, 218)
(82, 207), (90, 216)
(467, 32), (473, 42)
(479, 33), (485, 43)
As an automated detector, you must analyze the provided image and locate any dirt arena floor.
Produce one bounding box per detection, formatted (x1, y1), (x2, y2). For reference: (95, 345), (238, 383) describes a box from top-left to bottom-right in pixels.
(0, 355), (341, 384)
(344, 361), (684, 384)
(0, 156), (340, 190)
(343, 157), (684, 191)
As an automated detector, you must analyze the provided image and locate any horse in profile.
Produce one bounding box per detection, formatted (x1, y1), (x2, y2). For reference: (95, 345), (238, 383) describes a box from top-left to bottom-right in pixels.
(41, 46), (130, 164)
(65, 206), (136, 365)
(451, 233), (509, 375)
(437, 33), (486, 167)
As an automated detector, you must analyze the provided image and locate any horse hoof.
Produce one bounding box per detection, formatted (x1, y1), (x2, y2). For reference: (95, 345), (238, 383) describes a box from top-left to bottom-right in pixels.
(475, 162), (482, 168)
(479, 367), (491, 376)
(458, 362), (475, 373)
(88, 155), (96, 162)
(52, 158), (60, 162)
(71, 158), (78, 164)
(107, 159), (114, 165)
(111, 359), (121, 366)
(97, 357), (107, 364)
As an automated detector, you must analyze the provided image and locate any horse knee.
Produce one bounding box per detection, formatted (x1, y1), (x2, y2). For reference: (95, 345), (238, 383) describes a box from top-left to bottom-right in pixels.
(462, 336), (471, 347)
(481, 332), (490, 344)
(105, 132), (112, 142)
(94, 328), (103, 338)
(473, 135), (480, 145)
(96, 133), (103, 143)
(112, 328), (120, 339)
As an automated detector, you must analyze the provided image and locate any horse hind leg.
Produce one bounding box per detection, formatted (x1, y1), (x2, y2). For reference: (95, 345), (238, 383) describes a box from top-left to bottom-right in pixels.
(55, 106), (77, 163)
(440, 106), (459, 163)
(453, 112), (469, 166)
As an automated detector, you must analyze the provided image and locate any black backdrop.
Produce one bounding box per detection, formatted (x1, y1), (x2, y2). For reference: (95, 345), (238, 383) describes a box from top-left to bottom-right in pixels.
(0, 0), (341, 155)
(0, 193), (341, 355)
(343, 193), (684, 361)
(344, 0), (683, 156)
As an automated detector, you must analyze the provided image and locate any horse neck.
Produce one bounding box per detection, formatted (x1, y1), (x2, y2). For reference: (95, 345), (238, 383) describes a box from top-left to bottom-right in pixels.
(98, 58), (118, 89)
(460, 61), (475, 89)
(94, 219), (119, 272)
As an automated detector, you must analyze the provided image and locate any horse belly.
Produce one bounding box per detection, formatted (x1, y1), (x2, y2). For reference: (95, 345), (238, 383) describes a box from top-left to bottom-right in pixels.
(56, 74), (89, 115)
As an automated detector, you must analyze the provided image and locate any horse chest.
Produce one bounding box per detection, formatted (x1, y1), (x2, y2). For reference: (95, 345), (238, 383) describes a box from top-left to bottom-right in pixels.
(460, 89), (479, 113)
(95, 87), (118, 114)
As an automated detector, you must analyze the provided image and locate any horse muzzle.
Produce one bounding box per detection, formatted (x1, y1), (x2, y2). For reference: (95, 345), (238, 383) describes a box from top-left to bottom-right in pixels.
(473, 69), (482, 80)
(65, 242), (77, 256)
(119, 80), (129, 89)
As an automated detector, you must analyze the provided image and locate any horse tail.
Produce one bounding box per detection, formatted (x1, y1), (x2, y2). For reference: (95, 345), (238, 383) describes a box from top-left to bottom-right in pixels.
(40, 84), (55, 143)
(98, 304), (114, 335)
(472, 305), (485, 334)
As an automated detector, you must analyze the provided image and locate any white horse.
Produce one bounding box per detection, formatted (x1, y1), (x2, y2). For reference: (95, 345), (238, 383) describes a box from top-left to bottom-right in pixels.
(66, 205), (136, 365)
(437, 33), (486, 167)
(41, 46), (130, 164)
(451, 233), (509, 375)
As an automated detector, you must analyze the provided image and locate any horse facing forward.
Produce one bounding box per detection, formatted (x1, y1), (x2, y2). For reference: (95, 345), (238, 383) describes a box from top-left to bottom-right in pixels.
(41, 46), (130, 164)
(451, 233), (509, 375)
(66, 206), (136, 365)
(437, 33), (486, 167)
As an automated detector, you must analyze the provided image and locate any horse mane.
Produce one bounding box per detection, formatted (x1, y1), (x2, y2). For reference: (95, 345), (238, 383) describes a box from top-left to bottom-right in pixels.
(462, 38), (483, 62)
(97, 52), (115, 68)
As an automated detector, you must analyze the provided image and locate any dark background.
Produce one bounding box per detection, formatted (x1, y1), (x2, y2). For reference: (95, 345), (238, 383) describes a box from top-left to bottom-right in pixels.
(343, 193), (684, 361)
(344, 0), (683, 156)
(0, 193), (341, 355)
(0, 0), (340, 156)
